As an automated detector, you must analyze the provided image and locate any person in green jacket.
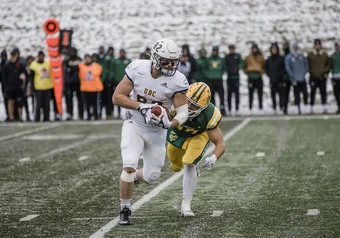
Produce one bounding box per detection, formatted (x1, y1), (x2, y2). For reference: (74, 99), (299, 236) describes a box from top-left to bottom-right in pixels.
(307, 39), (330, 114)
(204, 46), (226, 116)
(196, 48), (207, 82)
(330, 41), (340, 114)
(114, 49), (131, 118)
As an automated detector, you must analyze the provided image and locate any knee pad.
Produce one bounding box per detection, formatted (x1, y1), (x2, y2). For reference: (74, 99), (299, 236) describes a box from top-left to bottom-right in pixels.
(120, 170), (135, 183)
(144, 172), (161, 185)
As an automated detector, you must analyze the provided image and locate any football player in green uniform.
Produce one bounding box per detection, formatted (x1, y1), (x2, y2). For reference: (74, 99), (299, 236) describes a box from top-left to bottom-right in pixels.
(167, 82), (226, 217)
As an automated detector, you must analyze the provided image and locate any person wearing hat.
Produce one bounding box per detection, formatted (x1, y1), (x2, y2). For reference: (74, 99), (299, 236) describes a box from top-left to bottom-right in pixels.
(285, 42), (309, 115)
(204, 45), (226, 116)
(330, 41), (340, 114)
(265, 43), (286, 114)
(243, 43), (265, 114)
(29, 50), (54, 121)
(225, 44), (243, 115)
(307, 39), (330, 114)
(113, 49), (131, 118)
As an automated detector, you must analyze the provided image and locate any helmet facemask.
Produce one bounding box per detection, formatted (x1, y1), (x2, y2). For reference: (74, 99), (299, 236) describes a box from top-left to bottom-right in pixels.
(187, 96), (208, 118)
(152, 53), (180, 76)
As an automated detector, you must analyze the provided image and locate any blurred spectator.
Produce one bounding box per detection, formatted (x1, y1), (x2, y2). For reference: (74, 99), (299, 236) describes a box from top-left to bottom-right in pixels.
(285, 43), (308, 115)
(330, 41), (340, 114)
(114, 49), (131, 118)
(225, 44), (243, 114)
(196, 48), (207, 82)
(205, 45), (226, 116)
(144, 47), (151, 60)
(281, 40), (292, 114)
(78, 54), (103, 120)
(307, 39), (330, 114)
(139, 53), (148, 59)
(100, 46), (115, 120)
(98, 46), (106, 62)
(182, 44), (197, 84)
(243, 43), (265, 113)
(63, 47), (83, 120)
(2, 50), (26, 122)
(12, 48), (26, 66)
(265, 43), (286, 114)
(23, 55), (35, 121)
(0, 50), (9, 121)
(29, 51), (54, 122)
(178, 53), (191, 79)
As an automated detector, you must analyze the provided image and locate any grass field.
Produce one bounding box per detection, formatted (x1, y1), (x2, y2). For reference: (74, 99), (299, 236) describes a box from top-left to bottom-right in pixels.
(1, 116), (340, 238)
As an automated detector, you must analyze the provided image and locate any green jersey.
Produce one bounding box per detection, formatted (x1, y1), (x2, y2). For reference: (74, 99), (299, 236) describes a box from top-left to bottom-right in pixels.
(167, 102), (222, 148)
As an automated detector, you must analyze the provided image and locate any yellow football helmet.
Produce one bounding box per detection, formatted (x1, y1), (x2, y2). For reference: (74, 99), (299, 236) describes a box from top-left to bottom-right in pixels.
(186, 82), (211, 118)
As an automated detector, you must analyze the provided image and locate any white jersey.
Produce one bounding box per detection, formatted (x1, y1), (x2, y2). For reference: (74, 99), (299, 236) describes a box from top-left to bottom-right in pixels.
(125, 60), (188, 125)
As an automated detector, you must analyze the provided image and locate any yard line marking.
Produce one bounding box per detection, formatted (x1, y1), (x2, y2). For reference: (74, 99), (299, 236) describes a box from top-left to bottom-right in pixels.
(0, 124), (60, 142)
(211, 211), (224, 217)
(36, 138), (97, 159)
(19, 157), (31, 162)
(323, 116), (329, 120)
(23, 134), (83, 140)
(317, 151), (325, 156)
(256, 152), (265, 157)
(306, 209), (320, 216)
(89, 118), (252, 238)
(19, 214), (39, 221)
(78, 156), (89, 161)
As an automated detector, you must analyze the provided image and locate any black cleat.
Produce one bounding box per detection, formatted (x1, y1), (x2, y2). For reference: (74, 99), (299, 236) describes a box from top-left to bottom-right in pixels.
(119, 206), (132, 225)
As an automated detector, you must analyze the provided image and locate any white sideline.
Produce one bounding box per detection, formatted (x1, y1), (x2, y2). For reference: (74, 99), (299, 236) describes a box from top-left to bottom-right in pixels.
(0, 124), (60, 142)
(89, 118), (252, 238)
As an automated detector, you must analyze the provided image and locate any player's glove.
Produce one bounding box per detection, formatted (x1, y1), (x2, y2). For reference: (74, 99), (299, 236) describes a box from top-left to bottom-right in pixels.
(151, 107), (171, 129)
(202, 154), (217, 170)
(138, 103), (157, 124)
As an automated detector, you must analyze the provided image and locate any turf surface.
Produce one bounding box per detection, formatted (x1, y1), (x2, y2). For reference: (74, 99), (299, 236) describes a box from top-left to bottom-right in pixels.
(1, 118), (339, 238)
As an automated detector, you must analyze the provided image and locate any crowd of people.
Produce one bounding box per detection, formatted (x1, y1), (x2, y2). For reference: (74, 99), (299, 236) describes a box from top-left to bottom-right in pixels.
(1, 38), (340, 122)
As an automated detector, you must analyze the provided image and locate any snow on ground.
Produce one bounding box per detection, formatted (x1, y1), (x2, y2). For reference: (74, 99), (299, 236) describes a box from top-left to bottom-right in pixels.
(0, 0), (339, 121)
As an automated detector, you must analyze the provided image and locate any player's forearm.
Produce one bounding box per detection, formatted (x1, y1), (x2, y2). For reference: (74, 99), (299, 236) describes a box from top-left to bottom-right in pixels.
(212, 141), (225, 159)
(112, 94), (140, 110)
(169, 119), (180, 128)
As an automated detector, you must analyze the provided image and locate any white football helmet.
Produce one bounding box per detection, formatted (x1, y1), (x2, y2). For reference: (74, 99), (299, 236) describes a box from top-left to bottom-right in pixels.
(151, 38), (181, 76)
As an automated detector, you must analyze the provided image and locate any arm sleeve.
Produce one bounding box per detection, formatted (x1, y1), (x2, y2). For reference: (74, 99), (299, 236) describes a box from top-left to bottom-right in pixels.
(124, 60), (137, 84)
(172, 75), (189, 97)
(284, 55), (293, 79)
(206, 106), (222, 130)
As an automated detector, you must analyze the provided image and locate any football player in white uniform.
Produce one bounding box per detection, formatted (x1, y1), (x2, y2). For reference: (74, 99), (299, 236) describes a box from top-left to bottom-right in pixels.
(112, 38), (189, 225)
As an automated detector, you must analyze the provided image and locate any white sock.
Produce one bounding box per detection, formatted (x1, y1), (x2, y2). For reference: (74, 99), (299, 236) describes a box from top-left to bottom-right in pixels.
(182, 164), (198, 205)
(120, 199), (131, 210)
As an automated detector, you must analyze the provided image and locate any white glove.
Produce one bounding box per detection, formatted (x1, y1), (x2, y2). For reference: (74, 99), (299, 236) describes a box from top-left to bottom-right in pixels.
(138, 103), (157, 124)
(202, 154), (217, 170)
(151, 107), (171, 129)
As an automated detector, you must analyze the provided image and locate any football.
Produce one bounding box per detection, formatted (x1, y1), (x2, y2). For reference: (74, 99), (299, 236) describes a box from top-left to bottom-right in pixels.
(151, 105), (170, 118)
